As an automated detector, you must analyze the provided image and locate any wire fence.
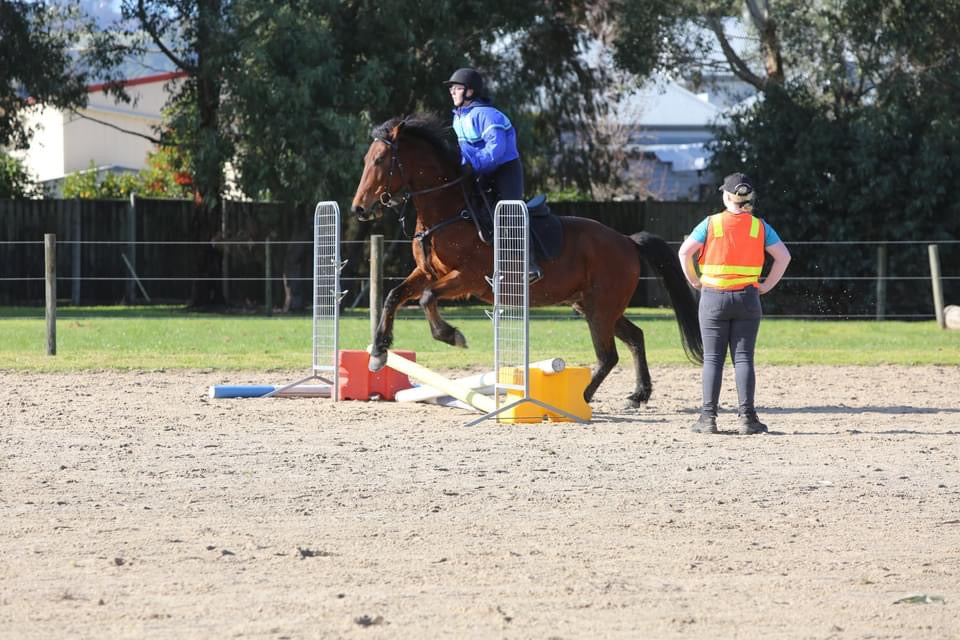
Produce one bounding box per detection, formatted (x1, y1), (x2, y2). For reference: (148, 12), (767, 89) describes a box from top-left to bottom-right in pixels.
(2, 237), (958, 320)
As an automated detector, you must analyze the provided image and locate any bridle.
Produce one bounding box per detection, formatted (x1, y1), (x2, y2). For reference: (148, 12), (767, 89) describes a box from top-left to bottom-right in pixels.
(373, 136), (407, 209)
(372, 135), (465, 214)
(371, 132), (480, 275)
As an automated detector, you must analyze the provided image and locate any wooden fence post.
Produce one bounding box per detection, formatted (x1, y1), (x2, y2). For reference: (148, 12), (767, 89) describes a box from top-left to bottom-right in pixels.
(221, 204), (230, 304)
(928, 244), (945, 328)
(264, 237), (272, 316)
(125, 193), (137, 304)
(875, 244), (887, 320)
(45, 233), (56, 355)
(71, 202), (81, 306)
(369, 234), (384, 345)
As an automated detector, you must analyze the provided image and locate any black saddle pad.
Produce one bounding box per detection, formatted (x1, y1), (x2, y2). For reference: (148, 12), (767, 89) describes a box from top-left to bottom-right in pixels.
(529, 203), (564, 261)
(468, 185), (564, 261)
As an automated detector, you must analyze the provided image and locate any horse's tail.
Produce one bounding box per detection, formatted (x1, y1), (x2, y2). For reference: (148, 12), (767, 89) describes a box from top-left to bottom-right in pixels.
(629, 231), (704, 364)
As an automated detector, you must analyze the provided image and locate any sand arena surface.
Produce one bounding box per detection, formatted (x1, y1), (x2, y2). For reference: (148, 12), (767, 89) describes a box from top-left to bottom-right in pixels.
(1, 365), (958, 639)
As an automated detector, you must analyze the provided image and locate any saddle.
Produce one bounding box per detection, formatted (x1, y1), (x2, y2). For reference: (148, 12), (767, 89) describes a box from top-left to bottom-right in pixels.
(463, 181), (564, 261)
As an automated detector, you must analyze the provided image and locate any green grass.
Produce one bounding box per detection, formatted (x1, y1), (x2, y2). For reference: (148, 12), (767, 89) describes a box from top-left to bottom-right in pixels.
(1, 305), (958, 371)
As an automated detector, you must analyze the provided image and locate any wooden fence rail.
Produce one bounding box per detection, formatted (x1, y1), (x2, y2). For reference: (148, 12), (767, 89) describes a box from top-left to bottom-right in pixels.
(0, 198), (705, 308)
(5, 197), (956, 317)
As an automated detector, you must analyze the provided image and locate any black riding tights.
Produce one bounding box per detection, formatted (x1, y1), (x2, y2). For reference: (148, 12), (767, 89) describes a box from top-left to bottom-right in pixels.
(698, 286), (762, 416)
(481, 157), (524, 202)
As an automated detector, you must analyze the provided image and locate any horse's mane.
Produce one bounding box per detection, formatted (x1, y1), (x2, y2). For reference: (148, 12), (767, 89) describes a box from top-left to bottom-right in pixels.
(372, 113), (459, 167)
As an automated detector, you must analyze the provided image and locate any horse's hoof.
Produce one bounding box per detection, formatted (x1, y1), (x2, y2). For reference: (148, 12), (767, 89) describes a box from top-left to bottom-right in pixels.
(368, 353), (387, 372)
(453, 330), (468, 348)
(624, 393), (649, 410)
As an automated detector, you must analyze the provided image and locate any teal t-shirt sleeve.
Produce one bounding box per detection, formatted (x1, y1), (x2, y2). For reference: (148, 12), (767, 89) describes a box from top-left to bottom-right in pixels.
(690, 217), (710, 243)
(762, 220), (781, 246)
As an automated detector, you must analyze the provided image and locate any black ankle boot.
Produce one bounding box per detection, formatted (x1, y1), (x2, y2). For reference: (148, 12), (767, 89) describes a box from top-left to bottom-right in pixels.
(691, 413), (717, 434)
(738, 410), (768, 435)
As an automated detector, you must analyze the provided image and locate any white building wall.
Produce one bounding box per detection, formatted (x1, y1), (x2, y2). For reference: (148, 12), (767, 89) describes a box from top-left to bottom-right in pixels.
(12, 106), (65, 182)
(11, 75), (180, 184)
(63, 79), (170, 174)
(62, 107), (156, 174)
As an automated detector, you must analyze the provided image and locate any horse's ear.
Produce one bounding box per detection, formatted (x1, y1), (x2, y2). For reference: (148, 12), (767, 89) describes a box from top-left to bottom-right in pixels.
(391, 121), (405, 139)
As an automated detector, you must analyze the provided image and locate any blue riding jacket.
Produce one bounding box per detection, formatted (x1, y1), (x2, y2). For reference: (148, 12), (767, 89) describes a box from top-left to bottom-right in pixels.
(452, 100), (519, 175)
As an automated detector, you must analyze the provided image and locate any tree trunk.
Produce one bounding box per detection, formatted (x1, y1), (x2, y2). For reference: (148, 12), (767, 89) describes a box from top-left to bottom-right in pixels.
(187, 0), (228, 308)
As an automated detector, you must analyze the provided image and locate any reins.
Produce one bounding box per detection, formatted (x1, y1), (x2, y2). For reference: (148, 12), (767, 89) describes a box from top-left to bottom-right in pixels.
(374, 135), (466, 231)
(373, 133), (475, 274)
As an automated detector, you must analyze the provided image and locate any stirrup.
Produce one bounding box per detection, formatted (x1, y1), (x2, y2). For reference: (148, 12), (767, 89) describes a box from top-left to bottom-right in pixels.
(528, 268), (543, 285)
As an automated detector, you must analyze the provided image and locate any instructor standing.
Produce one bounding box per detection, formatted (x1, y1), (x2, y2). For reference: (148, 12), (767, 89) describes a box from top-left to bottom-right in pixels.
(678, 173), (791, 435)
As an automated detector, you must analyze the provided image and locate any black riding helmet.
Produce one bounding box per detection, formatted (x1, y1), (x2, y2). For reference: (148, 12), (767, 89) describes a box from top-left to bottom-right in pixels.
(443, 67), (485, 99)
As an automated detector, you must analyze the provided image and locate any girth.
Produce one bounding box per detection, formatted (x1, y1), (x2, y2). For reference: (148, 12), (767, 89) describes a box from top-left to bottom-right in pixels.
(413, 209), (479, 279)
(412, 189), (564, 280)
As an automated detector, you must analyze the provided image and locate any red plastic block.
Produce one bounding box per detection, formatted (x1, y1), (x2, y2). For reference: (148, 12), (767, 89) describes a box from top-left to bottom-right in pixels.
(337, 349), (415, 401)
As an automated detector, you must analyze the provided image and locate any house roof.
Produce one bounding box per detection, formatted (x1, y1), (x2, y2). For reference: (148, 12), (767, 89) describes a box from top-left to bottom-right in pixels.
(615, 75), (724, 128)
(87, 71), (188, 94)
(633, 143), (710, 172)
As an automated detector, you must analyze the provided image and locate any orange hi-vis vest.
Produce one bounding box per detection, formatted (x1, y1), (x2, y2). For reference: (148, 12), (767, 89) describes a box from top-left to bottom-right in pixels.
(698, 211), (766, 290)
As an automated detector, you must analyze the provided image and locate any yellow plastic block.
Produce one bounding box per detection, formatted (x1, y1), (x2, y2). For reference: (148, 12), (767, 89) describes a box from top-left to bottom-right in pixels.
(496, 366), (592, 423)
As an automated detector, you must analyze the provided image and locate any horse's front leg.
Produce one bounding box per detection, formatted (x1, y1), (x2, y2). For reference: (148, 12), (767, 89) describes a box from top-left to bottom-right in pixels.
(418, 270), (472, 349)
(369, 269), (430, 372)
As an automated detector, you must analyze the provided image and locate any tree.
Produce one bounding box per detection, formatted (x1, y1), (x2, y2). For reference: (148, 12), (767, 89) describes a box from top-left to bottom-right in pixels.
(624, 0), (960, 315)
(223, 0), (634, 202)
(99, 0), (235, 213)
(220, 0), (358, 204)
(61, 164), (138, 199)
(61, 144), (195, 199)
(86, 0), (240, 305)
(231, 0), (652, 304)
(0, 1), (97, 150)
(488, 2), (630, 195)
(136, 143), (195, 199)
(87, 0), (673, 205)
(612, 0), (960, 114)
(85, 1), (672, 306)
(0, 152), (41, 198)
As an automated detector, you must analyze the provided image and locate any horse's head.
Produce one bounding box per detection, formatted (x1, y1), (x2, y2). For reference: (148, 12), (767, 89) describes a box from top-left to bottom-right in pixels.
(351, 121), (407, 222)
(352, 114), (462, 222)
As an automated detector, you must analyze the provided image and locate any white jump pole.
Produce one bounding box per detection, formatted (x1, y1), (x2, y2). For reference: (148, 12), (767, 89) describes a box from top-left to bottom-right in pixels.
(394, 358), (565, 403)
(378, 349), (497, 413)
(394, 371), (497, 403)
(929, 244), (946, 329)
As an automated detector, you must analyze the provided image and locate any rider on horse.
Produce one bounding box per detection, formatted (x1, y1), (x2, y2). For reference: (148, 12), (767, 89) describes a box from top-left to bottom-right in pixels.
(444, 67), (543, 284)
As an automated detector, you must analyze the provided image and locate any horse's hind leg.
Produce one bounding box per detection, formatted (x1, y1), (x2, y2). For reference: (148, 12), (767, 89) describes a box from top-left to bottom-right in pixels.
(615, 316), (652, 407)
(574, 302), (619, 403)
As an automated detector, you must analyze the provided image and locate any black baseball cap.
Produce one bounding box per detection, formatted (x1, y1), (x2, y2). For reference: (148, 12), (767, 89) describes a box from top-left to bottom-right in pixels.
(720, 172), (754, 196)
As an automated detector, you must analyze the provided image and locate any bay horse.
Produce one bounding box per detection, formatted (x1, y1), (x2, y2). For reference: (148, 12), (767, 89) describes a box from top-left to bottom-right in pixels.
(350, 113), (702, 407)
